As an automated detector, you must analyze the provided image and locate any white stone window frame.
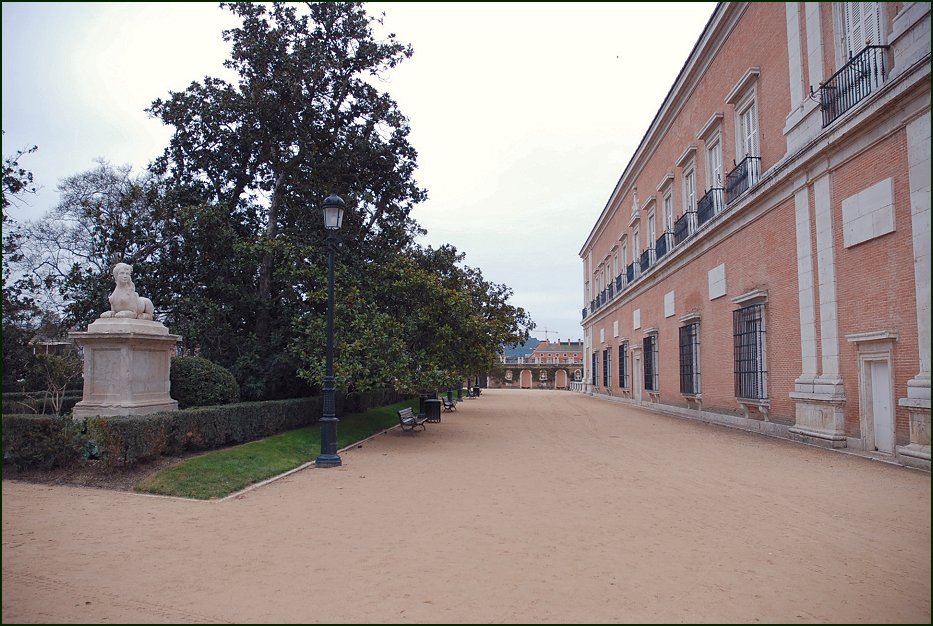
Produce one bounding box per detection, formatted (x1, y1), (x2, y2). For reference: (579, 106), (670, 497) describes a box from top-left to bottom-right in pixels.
(835, 2), (885, 65)
(657, 173), (675, 234)
(677, 146), (698, 218)
(731, 289), (770, 418)
(679, 312), (702, 400)
(726, 68), (761, 164)
(697, 113), (724, 190)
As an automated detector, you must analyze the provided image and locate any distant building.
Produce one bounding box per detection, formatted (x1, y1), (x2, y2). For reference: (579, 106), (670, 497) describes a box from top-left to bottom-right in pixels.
(500, 338), (541, 364)
(529, 340), (583, 365)
(578, 2), (930, 471)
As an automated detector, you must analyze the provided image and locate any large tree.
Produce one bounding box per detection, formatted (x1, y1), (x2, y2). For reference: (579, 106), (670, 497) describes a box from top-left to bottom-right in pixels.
(2, 139), (42, 390)
(147, 1), (425, 345)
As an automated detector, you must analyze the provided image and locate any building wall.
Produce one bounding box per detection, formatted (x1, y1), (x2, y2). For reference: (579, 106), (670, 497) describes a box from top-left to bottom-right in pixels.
(578, 2), (931, 469)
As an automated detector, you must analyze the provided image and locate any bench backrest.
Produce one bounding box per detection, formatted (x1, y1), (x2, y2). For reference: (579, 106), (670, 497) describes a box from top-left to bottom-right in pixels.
(398, 407), (414, 420)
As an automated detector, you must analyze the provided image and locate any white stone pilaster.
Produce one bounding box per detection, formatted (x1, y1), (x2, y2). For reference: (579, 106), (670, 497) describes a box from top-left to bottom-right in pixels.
(805, 2), (824, 91)
(790, 174), (846, 448)
(898, 112), (931, 470)
(814, 174), (841, 383)
(794, 184), (819, 381)
(786, 3), (805, 109)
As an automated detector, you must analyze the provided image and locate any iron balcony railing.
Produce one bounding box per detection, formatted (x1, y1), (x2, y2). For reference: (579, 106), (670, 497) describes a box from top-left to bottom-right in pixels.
(696, 188), (724, 227)
(626, 262), (635, 283)
(581, 307), (588, 320)
(615, 275), (623, 291)
(818, 45), (889, 128)
(639, 249), (652, 273)
(673, 210), (696, 245)
(655, 231), (673, 261)
(725, 156), (761, 205)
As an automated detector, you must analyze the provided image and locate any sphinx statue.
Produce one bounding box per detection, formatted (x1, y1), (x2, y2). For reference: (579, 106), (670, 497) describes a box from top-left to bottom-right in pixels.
(99, 262), (154, 320)
(71, 262), (180, 417)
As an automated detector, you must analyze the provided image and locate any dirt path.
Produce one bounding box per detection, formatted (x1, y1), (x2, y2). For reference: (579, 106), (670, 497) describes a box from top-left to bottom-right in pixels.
(3, 389), (930, 623)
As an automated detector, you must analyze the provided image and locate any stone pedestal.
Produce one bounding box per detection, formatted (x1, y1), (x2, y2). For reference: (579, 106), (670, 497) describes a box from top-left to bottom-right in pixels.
(897, 374), (931, 471)
(70, 318), (181, 418)
(789, 377), (848, 448)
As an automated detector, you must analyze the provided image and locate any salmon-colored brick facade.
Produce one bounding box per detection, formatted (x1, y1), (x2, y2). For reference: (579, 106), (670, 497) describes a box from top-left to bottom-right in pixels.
(577, 2), (931, 470)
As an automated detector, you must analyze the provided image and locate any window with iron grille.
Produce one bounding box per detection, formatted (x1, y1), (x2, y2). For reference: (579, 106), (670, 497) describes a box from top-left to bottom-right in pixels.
(679, 322), (700, 395)
(643, 335), (659, 391)
(602, 348), (611, 388)
(733, 304), (767, 399)
(591, 352), (597, 386)
(618, 343), (629, 389)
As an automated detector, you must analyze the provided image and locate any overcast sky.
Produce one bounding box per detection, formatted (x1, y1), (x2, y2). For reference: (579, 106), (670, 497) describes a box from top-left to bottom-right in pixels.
(2, 1), (717, 343)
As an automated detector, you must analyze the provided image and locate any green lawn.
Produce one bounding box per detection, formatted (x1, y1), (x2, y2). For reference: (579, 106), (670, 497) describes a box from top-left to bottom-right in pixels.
(136, 398), (418, 500)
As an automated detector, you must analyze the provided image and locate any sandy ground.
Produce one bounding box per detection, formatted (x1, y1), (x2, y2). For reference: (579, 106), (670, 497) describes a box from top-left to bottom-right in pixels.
(2, 389), (930, 624)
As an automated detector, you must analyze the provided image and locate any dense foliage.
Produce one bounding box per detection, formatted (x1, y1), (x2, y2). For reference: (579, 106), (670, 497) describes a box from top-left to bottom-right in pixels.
(4, 2), (533, 401)
(170, 356), (241, 409)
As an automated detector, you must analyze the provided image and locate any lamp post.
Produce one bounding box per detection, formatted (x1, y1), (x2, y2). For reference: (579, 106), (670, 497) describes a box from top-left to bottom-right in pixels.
(315, 193), (345, 468)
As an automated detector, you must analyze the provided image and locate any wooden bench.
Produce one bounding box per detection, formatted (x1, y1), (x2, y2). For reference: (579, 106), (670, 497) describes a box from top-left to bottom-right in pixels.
(442, 397), (456, 412)
(398, 407), (428, 431)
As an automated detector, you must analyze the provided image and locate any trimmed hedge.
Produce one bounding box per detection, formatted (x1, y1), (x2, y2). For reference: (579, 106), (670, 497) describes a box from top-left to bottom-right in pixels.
(2, 414), (87, 470)
(2, 389), (411, 469)
(170, 356), (241, 409)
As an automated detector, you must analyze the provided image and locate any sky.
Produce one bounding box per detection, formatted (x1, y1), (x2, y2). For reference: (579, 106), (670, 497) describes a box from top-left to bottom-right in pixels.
(2, 1), (717, 344)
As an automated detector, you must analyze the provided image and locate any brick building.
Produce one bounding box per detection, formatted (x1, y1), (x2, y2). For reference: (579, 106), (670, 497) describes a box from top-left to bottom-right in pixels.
(529, 340), (583, 365)
(578, 2), (930, 470)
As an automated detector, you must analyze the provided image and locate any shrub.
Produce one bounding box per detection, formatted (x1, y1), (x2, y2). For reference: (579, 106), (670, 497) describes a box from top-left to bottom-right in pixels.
(2, 414), (86, 470)
(4, 388), (410, 469)
(170, 356), (240, 409)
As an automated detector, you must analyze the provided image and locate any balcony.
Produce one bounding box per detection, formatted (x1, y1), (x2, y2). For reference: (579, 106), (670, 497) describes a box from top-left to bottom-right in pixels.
(655, 231), (673, 261)
(626, 262), (635, 284)
(673, 211), (696, 245)
(696, 188), (724, 227)
(725, 156), (761, 205)
(615, 275), (623, 291)
(818, 45), (889, 128)
(639, 249), (652, 274)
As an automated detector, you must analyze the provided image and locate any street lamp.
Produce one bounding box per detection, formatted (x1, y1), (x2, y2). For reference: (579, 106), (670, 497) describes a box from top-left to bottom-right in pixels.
(315, 193), (346, 468)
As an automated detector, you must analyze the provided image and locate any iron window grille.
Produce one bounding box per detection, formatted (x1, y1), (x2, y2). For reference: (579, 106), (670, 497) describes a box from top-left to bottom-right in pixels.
(618, 343), (629, 389)
(643, 335), (659, 392)
(679, 322), (701, 395)
(591, 352), (597, 386)
(602, 348), (610, 388)
(733, 304), (767, 399)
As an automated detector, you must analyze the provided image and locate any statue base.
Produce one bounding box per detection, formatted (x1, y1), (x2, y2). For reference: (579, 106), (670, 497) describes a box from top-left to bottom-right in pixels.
(69, 319), (181, 418)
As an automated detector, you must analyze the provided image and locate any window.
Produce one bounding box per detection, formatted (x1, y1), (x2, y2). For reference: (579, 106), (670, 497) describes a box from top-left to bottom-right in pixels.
(737, 95), (760, 159)
(602, 348), (611, 388)
(618, 343), (629, 389)
(591, 351), (597, 386)
(643, 335), (659, 392)
(842, 2), (882, 58)
(663, 191), (674, 233)
(707, 137), (723, 188)
(683, 165), (696, 214)
(633, 226), (641, 258)
(733, 304), (767, 399)
(679, 322), (701, 395)
(647, 210), (657, 245)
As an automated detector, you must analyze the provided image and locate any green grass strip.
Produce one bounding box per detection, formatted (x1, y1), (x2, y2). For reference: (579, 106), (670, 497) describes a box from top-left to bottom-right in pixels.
(136, 399), (418, 500)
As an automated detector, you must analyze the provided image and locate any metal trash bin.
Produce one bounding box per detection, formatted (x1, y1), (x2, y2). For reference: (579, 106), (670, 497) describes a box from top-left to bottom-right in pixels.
(424, 398), (442, 423)
(456, 388), (463, 401)
(418, 394), (430, 416)
(473, 385), (481, 397)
